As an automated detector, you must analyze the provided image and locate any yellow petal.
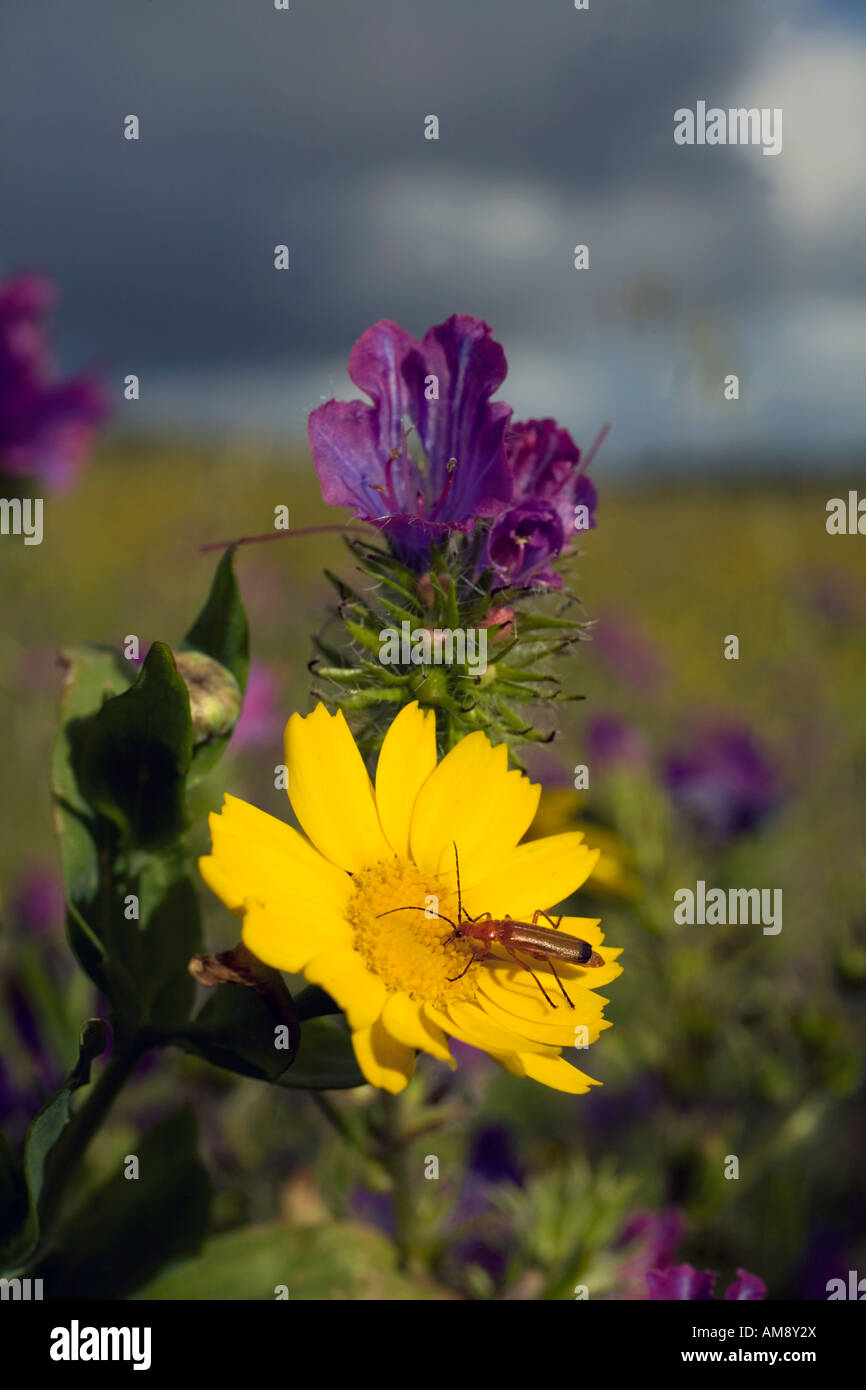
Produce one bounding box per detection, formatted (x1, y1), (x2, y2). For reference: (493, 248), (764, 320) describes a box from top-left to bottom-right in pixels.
(303, 947), (388, 1030)
(409, 732), (539, 882)
(380, 991), (455, 1066)
(352, 1017), (415, 1093)
(217, 795), (351, 903)
(241, 903), (349, 973)
(500, 1051), (601, 1093)
(286, 705), (392, 872)
(461, 834), (600, 919)
(374, 702), (437, 859)
(477, 986), (608, 1049)
(431, 1000), (560, 1057)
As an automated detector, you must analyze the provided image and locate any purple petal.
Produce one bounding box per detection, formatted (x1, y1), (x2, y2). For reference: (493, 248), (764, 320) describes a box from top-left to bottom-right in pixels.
(485, 500), (564, 588)
(506, 418), (596, 534)
(403, 315), (512, 517)
(725, 1268), (767, 1300)
(646, 1264), (716, 1300)
(308, 397), (390, 514)
(0, 271), (108, 489)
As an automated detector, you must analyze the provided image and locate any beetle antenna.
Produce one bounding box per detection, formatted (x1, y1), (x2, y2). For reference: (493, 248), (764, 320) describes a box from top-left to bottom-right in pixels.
(453, 841), (463, 920)
(375, 905), (458, 931)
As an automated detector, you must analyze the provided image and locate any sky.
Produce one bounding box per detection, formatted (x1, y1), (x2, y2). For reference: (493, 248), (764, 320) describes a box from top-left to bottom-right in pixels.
(1, 0), (865, 473)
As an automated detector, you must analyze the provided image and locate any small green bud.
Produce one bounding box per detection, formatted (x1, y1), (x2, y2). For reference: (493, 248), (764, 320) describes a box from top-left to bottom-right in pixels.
(408, 666), (450, 706)
(174, 650), (242, 746)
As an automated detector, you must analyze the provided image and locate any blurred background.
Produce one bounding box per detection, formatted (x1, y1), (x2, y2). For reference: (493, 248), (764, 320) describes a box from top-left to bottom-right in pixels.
(1, 0), (865, 1299)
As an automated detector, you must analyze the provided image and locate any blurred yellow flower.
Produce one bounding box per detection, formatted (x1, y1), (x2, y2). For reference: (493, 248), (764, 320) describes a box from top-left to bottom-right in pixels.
(200, 702), (621, 1094)
(528, 788), (642, 901)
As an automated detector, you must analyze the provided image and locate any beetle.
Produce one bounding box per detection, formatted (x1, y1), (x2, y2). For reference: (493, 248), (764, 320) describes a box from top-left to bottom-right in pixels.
(376, 842), (604, 1009)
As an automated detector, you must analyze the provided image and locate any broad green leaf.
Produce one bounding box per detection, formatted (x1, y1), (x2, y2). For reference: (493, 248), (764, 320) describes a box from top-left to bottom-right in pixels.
(276, 1016), (365, 1090)
(169, 981), (362, 1089)
(51, 644), (201, 1034)
(77, 641), (193, 850)
(136, 1220), (448, 1300)
(171, 980), (297, 1083)
(181, 545), (250, 692)
(0, 1019), (108, 1272)
(179, 548), (250, 785)
(34, 1108), (210, 1300)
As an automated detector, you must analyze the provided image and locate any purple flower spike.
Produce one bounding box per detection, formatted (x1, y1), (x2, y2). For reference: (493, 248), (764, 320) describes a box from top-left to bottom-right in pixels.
(485, 500), (565, 588)
(309, 315), (513, 565)
(0, 272), (108, 490)
(646, 1263), (716, 1300)
(725, 1268), (767, 1300)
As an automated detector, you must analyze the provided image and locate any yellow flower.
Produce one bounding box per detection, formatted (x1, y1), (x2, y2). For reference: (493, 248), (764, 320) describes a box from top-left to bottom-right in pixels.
(199, 702), (622, 1094)
(529, 789), (642, 902)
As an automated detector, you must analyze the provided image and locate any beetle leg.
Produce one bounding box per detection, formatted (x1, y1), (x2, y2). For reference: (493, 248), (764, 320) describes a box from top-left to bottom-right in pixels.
(503, 943), (557, 1009)
(532, 909), (563, 931)
(545, 957), (575, 1010)
(447, 942), (488, 983)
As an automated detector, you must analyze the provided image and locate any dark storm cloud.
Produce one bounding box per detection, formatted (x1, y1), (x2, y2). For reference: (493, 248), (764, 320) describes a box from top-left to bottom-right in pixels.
(0, 0), (863, 457)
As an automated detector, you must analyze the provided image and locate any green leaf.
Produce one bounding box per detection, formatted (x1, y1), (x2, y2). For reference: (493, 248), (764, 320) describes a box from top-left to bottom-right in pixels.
(0, 1019), (108, 1272)
(33, 1108), (210, 1300)
(77, 641), (194, 850)
(181, 547), (250, 784)
(182, 545), (250, 692)
(135, 1220), (448, 1300)
(276, 1016), (366, 1090)
(170, 981), (362, 1089)
(172, 980), (297, 1083)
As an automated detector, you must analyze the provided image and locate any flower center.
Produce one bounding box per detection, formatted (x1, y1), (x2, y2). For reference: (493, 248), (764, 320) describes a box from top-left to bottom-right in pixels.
(347, 859), (480, 1007)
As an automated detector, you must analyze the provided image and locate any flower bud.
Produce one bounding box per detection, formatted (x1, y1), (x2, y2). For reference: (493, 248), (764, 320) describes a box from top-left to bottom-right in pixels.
(174, 650), (242, 746)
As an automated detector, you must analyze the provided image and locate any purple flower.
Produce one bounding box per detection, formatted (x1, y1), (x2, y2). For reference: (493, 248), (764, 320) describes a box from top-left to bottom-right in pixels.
(647, 1264), (716, 1300)
(0, 272), (108, 489)
(485, 500), (565, 587)
(591, 612), (665, 692)
(309, 315), (513, 565)
(482, 418), (596, 588)
(585, 714), (648, 769)
(10, 867), (65, 936)
(507, 418), (597, 536)
(664, 722), (779, 841)
(725, 1268), (768, 1300)
(647, 1263), (766, 1301)
(615, 1208), (686, 1299)
(468, 1124), (524, 1187)
(232, 662), (284, 752)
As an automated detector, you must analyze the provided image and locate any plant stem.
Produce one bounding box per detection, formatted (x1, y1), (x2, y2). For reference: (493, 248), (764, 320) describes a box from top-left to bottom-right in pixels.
(378, 1092), (416, 1272)
(308, 1090), (372, 1161)
(40, 1035), (149, 1233)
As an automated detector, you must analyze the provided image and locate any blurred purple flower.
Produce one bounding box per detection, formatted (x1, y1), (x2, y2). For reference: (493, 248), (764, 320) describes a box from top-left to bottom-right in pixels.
(616, 1208), (685, 1299)
(590, 613), (665, 692)
(10, 866), (65, 936)
(0, 272), (108, 489)
(585, 714), (648, 769)
(467, 1124), (524, 1187)
(797, 566), (861, 629)
(647, 1263), (766, 1301)
(664, 722), (779, 841)
(232, 662), (283, 752)
(309, 314), (513, 565)
(647, 1264), (716, 1299)
(725, 1268), (768, 1300)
